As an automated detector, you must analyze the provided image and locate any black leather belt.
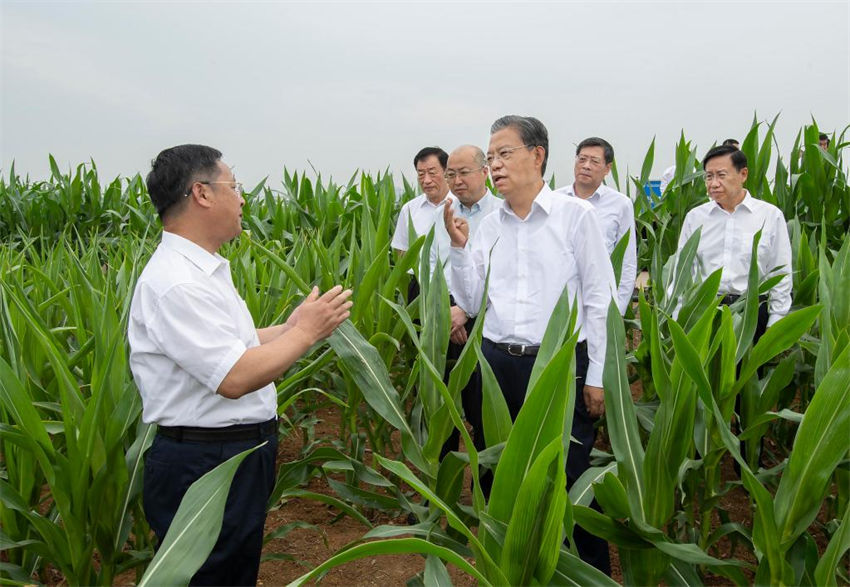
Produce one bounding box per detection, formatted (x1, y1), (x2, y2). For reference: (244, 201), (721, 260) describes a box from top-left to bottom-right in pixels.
(491, 341), (540, 356)
(720, 293), (768, 305)
(157, 418), (277, 443)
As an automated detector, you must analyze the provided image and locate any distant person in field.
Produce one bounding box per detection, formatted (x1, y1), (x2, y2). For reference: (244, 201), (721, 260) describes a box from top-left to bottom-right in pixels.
(555, 137), (636, 315)
(129, 144), (352, 585)
(675, 144), (792, 335)
(439, 145), (501, 458)
(444, 115), (615, 574)
(819, 133), (830, 150)
(391, 146), (452, 301)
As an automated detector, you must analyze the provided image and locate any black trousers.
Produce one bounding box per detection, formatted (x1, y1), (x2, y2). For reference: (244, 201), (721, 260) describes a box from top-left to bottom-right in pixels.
(143, 428), (278, 586)
(721, 294), (769, 468)
(440, 320), (485, 459)
(480, 338), (611, 575)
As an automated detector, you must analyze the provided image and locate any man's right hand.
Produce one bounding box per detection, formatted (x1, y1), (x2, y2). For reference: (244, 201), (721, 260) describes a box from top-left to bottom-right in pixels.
(443, 198), (469, 248)
(292, 285), (353, 344)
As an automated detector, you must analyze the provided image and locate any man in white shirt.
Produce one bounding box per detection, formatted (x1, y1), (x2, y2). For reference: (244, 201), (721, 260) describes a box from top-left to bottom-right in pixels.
(129, 144), (352, 585)
(555, 137), (636, 315)
(391, 147), (452, 302)
(444, 116), (615, 574)
(676, 144), (792, 333)
(440, 145), (501, 457)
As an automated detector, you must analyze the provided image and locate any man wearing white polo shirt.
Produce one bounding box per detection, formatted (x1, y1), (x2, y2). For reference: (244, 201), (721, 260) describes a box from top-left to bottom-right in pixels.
(556, 137), (636, 315)
(129, 144), (352, 585)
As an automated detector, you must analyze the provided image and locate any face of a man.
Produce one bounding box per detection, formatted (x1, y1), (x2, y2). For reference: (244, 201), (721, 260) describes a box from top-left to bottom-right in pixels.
(704, 154), (748, 211)
(445, 148), (488, 206)
(487, 127), (541, 199)
(206, 160), (245, 243)
(573, 145), (611, 194)
(819, 138), (829, 150)
(416, 155), (449, 203)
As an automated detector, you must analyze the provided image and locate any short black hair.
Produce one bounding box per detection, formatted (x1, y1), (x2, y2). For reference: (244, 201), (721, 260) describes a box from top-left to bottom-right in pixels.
(576, 137), (614, 164)
(146, 145), (222, 220)
(490, 115), (549, 175)
(413, 147), (448, 169)
(721, 138), (739, 148)
(702, 144), (747, 171)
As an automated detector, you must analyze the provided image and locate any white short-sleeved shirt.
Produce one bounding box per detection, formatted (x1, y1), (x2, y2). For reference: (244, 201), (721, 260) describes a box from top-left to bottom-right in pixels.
(128, 232), (276, 427)
(554, 184), (637, 315)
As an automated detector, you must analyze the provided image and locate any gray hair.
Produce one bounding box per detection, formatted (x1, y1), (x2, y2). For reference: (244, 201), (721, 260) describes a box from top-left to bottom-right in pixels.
(490, 115), (549, 175)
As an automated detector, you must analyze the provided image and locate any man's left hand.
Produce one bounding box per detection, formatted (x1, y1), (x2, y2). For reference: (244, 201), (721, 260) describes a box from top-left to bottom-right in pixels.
(449, 305), (468, 344)
(583, 385), (605, 418)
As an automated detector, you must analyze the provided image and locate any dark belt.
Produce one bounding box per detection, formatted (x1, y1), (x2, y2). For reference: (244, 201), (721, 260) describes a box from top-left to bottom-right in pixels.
(720, 293), (768, 305)
(487, 339), (541, 357)
(157, 418), (277, 443)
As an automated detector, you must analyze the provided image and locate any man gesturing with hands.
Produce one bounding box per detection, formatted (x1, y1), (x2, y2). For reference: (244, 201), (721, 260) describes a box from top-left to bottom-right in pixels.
(444, 117), (615, 575)
(129, 144), (352, 585)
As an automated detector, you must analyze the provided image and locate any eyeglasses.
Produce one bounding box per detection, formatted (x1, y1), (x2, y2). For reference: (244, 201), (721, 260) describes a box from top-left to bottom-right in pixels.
(575, 155), (606, 167)
(186, 181), (244, 197)
(444, 165), (486, 181)
(486, 145), (532, 165)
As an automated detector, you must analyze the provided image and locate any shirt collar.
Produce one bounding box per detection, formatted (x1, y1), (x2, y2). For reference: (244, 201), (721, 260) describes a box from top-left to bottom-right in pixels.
(161, 231), (227, 276)
(457, 191), (490, 215)
(709, 189), (753, 215)
(419, 192), (451, 209)
(500, 183), (554, 219)
(561, 183), (605, 201)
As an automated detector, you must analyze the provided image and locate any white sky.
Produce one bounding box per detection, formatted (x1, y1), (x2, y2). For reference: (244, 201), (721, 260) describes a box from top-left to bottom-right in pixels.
(2, 1), (848, 190)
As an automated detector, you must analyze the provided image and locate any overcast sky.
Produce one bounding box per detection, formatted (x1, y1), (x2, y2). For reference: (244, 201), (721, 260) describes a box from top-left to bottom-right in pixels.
(2, 1), (848, 191)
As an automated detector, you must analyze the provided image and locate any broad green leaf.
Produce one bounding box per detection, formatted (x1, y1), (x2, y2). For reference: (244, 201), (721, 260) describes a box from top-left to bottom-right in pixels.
(138, 444), (262, 587)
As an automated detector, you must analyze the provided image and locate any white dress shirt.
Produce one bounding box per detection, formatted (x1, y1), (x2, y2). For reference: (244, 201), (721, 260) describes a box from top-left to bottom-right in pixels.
(128, 232), (276, 427)
(555, 184), (637, 315)
(676, 191), (792, 326)
(450, 185), (616, 387)
(391, 191), (500, 288)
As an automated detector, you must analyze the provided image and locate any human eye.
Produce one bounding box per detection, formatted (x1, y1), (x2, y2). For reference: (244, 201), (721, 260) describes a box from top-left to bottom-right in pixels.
(498, 148), (512, 159)
(486, 154), (495, 165)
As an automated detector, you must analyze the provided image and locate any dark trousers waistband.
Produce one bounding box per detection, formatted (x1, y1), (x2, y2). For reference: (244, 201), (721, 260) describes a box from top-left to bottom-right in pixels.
(483, 338), (587, 357)
(157, 418), (277, 443)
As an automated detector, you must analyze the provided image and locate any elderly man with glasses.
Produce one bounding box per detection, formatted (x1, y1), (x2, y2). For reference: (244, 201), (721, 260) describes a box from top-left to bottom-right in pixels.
(444, 116), (615, 574)
(129, 144), (352, 585)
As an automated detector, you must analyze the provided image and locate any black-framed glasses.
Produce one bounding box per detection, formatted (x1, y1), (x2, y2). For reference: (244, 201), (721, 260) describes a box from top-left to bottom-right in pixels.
(444, 165), (486, 181)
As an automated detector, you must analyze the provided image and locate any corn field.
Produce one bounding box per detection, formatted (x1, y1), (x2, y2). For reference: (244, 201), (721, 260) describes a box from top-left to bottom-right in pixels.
(1, 119), (848, 586)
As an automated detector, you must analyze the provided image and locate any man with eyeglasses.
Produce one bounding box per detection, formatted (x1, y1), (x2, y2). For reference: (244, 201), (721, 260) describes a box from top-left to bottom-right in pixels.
(392, 147), (453, 302)
(555, 137), (636, 316)
(129, 144), (352, 585)
(439, 145), (501, 458)
(444, 116), (615, 574)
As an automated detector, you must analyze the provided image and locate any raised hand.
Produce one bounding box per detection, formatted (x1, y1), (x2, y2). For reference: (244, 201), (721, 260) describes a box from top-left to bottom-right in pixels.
(443, 198), (469, 248)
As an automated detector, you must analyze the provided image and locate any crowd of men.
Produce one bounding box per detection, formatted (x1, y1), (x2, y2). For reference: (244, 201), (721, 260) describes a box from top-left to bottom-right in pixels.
(128, 114), (796, 583)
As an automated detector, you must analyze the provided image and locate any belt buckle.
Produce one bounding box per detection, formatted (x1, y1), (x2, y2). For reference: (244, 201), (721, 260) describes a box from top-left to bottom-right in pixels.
(507, 343), (524, 357)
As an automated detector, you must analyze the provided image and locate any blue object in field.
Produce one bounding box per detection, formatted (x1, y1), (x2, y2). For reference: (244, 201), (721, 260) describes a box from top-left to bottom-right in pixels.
(643, 180), (662, 208)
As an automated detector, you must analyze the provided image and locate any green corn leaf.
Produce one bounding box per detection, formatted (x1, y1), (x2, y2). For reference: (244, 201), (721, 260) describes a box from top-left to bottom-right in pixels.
(138, 444), (262, 587)
(814, 504), (850, 586)
(602, 300), (646, 520)
(500, 438), (565, 586)
(285, 537), (490, 587)
(774, 344), (850, 549)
